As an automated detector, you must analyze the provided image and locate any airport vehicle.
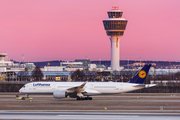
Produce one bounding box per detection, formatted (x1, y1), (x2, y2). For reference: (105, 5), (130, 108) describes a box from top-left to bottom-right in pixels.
(16, 95), (33, 100)
(19, 64), (156, 100)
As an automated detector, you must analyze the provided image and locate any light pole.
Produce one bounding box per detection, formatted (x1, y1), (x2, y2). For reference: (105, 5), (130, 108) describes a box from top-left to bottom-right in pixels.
(47, 62), (50, 80)
(127, 58), (129, 69)
(21, 54), (25, 68)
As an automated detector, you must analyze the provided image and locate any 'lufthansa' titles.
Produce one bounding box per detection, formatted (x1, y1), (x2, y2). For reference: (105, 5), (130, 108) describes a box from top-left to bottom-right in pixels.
(33, 83), (50, 87)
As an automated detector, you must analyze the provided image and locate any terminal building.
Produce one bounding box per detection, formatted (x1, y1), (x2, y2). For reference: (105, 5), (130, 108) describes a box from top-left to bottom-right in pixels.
(0, 53), (36, 81)
(0, 54), (106, 81)
(1, 56), (180, 83)
(0, 53), (24, 72)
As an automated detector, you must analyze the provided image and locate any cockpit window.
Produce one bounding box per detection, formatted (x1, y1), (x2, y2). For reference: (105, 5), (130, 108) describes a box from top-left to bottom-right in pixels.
(23, 86), (25, 88)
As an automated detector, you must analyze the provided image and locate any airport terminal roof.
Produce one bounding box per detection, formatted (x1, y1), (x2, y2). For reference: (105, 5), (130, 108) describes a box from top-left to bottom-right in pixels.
(15, 71), (71, 76)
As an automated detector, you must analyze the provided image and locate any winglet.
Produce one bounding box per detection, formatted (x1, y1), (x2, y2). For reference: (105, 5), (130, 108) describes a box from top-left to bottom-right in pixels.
(128, 64), (151, 84)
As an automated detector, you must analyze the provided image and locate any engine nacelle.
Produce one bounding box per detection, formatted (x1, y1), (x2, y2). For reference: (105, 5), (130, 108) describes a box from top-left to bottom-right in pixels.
(53, 90), (67, 99)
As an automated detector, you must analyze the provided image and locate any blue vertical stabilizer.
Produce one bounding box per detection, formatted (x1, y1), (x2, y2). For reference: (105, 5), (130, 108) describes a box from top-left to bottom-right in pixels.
(128, 64), (151, 84)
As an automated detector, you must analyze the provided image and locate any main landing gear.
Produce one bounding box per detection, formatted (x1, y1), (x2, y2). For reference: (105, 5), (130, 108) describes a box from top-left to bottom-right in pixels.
(76, 96), (92, 100)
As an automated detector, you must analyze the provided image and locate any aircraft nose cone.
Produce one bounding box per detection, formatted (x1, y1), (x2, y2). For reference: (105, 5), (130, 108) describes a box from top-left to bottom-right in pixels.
(19, 89), (22, 93)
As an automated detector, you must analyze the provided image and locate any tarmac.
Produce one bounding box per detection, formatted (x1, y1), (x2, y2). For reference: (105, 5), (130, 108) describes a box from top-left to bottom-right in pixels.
(0, 112), (180, 120)
(0, 93), (180, 119)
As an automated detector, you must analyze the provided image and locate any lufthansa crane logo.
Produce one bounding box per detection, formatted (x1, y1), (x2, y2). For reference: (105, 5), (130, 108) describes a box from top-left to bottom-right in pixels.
(138, 70), (146, 78)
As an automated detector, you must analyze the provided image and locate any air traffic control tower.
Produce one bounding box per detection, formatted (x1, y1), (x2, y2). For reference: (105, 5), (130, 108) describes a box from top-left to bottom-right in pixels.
(103, 7), (128, 70)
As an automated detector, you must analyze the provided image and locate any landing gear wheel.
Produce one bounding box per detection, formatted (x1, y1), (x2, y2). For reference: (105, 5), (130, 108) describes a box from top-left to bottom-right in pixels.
(88, 97), (92, 100)
(77, 97), (81, 100)
(76, 97), (92, 100)
(86, 97), (92, 100)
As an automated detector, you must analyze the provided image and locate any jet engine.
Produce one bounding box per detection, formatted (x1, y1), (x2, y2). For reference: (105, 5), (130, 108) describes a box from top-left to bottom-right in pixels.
(53, 90), (67, 99)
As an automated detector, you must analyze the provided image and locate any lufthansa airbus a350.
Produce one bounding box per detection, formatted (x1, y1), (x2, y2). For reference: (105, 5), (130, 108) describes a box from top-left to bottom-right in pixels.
(19, 64), (156, 100)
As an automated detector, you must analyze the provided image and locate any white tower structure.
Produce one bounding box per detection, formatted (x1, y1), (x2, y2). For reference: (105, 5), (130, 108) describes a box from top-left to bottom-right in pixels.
(103, 7), (128, 70)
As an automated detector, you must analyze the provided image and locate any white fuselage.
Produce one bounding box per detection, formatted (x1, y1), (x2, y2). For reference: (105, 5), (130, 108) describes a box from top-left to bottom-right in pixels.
(19, 82), (144, 96)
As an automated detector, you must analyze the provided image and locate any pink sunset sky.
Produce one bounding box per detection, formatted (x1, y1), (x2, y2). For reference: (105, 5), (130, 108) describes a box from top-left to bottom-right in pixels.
(0, 0), (180, 62)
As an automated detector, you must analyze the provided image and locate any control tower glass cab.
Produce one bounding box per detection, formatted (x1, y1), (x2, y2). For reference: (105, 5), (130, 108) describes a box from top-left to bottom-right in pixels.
(103, 8), (128, 70)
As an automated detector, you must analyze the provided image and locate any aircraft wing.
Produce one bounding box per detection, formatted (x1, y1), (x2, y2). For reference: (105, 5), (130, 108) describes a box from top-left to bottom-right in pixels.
(66, 81), (100, 97)
(83, 88), (101, 94)
(66, 81), (88, 97)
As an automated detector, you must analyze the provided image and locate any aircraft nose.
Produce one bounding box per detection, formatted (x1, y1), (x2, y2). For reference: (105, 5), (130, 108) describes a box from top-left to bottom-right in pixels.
(19, 88), (22, 93)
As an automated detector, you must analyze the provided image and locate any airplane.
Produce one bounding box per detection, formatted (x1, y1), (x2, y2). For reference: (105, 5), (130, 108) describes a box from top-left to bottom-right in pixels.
(19, 64), (156, 100)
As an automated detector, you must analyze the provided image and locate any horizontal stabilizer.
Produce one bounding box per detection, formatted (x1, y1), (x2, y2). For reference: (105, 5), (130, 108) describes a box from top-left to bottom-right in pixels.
(145, 84), (157, 88)
(134, 84), (157, 88)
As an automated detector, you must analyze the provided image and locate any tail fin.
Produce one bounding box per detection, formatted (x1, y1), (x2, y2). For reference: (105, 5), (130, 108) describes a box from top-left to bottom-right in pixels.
(128, 64), (151, 84)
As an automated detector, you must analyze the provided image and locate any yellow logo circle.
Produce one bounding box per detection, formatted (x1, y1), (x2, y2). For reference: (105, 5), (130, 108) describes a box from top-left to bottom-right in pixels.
(138, 70), (146, 78)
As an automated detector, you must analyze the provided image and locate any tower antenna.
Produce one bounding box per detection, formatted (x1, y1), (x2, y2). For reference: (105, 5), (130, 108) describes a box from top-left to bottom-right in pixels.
(112, 6), (119, 10)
